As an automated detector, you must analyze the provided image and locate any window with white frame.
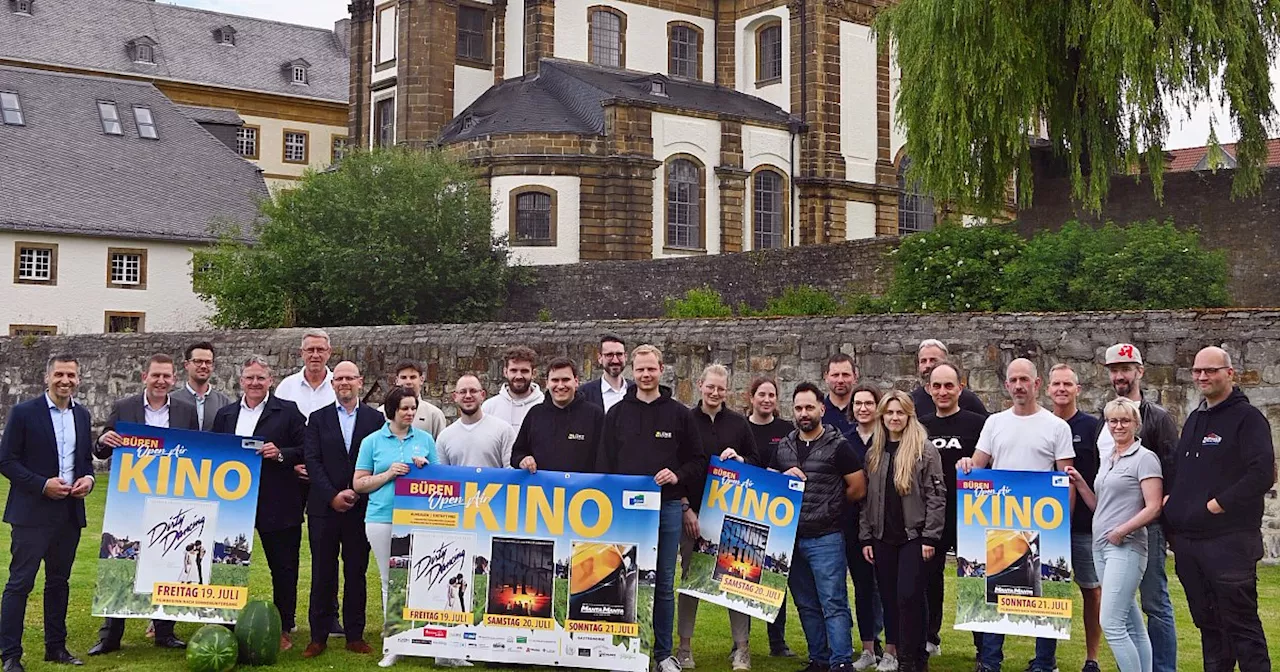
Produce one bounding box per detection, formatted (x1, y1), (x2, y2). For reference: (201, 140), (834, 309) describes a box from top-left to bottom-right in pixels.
(16, 245), (53, 282)
(284, 131), (308, 163)
(235, 126), (258, 157)
(292, 65), (308, 84)
(756, 22), (782, 83)
(0, 91), (23, 125)
(110, 250), (142, 285)
(133, 106), (157, 139)
(377, 5), (397, 64)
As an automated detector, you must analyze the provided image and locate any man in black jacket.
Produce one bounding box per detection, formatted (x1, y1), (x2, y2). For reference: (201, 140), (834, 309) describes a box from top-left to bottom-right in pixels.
(0, 355), (95, 672)
(575, 334), (631, 413)
(89, 354), (198, 655)
(301, 362), (384, 658)
(910, 339), (988, 418)
(600, 345), (704, 672)
(512, 358), (604, 473)
(1167, 346), (1274, 672)
(211, 355), (307, 652)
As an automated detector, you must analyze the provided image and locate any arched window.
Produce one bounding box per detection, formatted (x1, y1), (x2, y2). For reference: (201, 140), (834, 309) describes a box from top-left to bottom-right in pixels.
(668, 22), (701, 79)
(755, 21), (782, 84)
(510, 187), (557, 246)
(665, 158), (703, 249)
(897, 156), (935, 235)
(752, 168), (786, 249)
(588, 7), (625, 68)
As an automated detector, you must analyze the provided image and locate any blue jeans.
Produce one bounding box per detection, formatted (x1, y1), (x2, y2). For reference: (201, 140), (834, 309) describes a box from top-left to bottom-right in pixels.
(789, 532), (855, 666)
(1095, 540), (1152, 672)
(979, 633), (1057, 670)
(1140, 524), (1176, 672)
(653, 500), (683, 662)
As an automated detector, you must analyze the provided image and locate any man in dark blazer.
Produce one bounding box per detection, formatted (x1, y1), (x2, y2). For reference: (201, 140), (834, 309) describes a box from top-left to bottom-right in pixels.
(0, 355), (96, 672)
(88, 354), (198, 655)
(300, 361), (383, 658)
(575, 334), (632, 413)
(211, 355), (307, 652)
(172, 342), (234, 432)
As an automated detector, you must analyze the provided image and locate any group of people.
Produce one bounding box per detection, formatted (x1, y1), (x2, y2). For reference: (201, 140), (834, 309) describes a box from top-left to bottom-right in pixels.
(0, 331), (1273, 672)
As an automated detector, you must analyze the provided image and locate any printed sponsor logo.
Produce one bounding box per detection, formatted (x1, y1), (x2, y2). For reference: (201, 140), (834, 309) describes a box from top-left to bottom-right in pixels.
(1203, 433), (1223, 446)
(578, 648), (592, 657)
(423, 628), (447, 638)
(462, 632), (477, 640)
(788, 479), (805, 492)
(567, 433), (586, 441)
(622, 490), (660, 510)
(1052, 475), (1069, 488)
(654, 431), (673, 439)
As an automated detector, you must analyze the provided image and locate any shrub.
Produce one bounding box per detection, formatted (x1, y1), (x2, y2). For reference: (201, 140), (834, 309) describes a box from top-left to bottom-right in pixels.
(761, 285), (843, 316)
(885, 223), (1024, 312)
(663, 286), (733, 318)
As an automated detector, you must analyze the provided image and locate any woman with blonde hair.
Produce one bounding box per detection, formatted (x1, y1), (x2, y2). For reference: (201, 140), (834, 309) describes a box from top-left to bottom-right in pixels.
(859, 390), (947, 672)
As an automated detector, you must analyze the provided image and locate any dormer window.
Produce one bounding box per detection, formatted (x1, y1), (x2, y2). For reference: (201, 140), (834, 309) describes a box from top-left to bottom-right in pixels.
(650, 79), (667, 96)
(128, 37), (158, 65)
(283, 59), (311, 86)
(214, 25), (237, 45)
(11, 0), (33, 15)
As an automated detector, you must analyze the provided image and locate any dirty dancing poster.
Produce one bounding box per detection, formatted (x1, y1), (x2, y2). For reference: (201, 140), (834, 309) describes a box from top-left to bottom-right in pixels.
(92, 423), (262, 623)
(387, 465), (660, 671)
(677, 457), (804, 623)
(954, 469), (1073, 639)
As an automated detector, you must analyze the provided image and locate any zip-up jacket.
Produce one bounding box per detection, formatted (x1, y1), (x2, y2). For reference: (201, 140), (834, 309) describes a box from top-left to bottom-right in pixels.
(1166, 387), (1275, 539)
(509, 395), (605, 473)
(601, 386), (705, 501)
(773, 425), (852, 538)
(689, 403), (758, 512)
(859, 441), (947, 548)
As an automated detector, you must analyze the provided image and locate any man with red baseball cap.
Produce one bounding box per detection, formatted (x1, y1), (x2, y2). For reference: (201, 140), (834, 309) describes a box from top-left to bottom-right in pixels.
(1097, 343), (1180, 672)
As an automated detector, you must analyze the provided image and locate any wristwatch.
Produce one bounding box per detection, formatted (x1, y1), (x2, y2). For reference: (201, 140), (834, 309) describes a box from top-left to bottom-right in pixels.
(275, 453), (285, 463)
(681, 503), (691, 512)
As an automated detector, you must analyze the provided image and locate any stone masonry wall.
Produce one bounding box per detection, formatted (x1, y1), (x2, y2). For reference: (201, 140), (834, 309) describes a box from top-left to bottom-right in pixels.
(2, 310), (1279, 557)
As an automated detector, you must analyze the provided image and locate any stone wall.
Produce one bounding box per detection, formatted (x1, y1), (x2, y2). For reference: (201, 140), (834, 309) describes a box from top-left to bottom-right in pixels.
(500, 236), (896, 321)
(2, 309), (1279, 556)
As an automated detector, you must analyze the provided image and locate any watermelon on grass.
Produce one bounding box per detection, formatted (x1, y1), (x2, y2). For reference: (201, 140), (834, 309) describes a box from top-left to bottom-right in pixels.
(188, 624), (238, 672)
(235, 600), (282, 665)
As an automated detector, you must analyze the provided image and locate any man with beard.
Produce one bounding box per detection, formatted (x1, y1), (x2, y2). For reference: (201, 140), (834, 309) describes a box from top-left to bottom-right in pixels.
(577, 334), (631, 413)
(1095, 344), (1179, 672)
(438, 374), (516, 468)
(599, 345), (705, 672)
(917, 362), (986, 661)
(173, 342), (233, 431)
(1047, 364), (1103, 672)
(958, 359), (1074, 672)
(772, 382), (867, 672)
(822, 354), (859, 440)
(481, 346), (545, 434)
(910, 340), (988, 418)
(301, 362), (384, 658)
(512, 358), (604, 473)
(380, 360), (447, 438)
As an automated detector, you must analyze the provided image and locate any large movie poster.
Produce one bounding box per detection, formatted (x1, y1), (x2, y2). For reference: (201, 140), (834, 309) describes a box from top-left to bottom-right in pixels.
(954, 469), (1073, 639)
(677, 457), (804, 623)
(387, 466), (661, 671)
(92, 423), (262, 623)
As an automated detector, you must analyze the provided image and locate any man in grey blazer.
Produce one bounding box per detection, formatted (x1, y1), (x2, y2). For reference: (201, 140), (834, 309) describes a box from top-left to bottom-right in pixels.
(172, 342), (233, 431)
(88, 354), (198, 655)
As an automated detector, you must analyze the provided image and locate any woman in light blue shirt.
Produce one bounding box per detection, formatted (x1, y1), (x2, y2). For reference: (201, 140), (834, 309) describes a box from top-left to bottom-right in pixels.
(353, 386), (438, 668)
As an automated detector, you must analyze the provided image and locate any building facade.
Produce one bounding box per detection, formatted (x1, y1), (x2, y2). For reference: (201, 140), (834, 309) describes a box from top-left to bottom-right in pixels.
(0, 0), (350, 190)
(347, 0), (935, 264)
(0, 65), (267, 335)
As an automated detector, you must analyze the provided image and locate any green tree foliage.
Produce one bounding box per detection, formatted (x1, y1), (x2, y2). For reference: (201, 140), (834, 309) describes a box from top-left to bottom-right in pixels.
(885, 224), (1024, 313)
(878, 1), (1280, 213)
(193, 148), (511, 328)
(663, 286), (734, 318)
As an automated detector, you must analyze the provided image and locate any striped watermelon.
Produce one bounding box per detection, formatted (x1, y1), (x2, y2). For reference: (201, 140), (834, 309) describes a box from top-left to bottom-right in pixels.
(187, 624), (238, 672)
(234, 600), (282, 665)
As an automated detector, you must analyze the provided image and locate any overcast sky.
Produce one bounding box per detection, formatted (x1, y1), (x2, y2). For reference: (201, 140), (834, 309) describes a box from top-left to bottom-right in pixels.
(182, 0), (1274, 150)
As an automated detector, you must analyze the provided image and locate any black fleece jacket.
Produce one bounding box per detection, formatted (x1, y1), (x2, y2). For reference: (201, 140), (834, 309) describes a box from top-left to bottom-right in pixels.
(1166, 387), (1275, 539)
(601, 386), (706, 501)
(688, 403), (758, 512)
(510, 395), (605, 473)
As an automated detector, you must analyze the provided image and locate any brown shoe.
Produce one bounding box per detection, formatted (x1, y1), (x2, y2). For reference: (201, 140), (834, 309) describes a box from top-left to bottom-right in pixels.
(301, 642), (326, 659)
(345, 640), (373, 654)
(279, 634), (293, 652)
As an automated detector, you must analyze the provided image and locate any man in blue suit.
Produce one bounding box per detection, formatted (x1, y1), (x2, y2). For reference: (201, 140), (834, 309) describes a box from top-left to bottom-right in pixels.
(0, 355), (96, 672)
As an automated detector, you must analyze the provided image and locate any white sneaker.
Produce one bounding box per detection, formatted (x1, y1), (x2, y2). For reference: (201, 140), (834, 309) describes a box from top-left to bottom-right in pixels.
(730, 647), (751, 671)
(658, 655), (684, 672)
(675, 648), (695, 669)
(852, 649), (880, 671)
(926, 642), (942, 658)
(378, 653), (399, 668)
(876, 652), (899, 671)
(436, 659), (474, 668)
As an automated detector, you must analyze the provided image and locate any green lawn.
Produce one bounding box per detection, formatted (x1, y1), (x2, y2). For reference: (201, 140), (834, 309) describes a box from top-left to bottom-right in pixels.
(1, 480), (1278, 670)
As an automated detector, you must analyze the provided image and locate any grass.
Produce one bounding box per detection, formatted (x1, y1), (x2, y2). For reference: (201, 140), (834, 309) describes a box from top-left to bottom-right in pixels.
(1, 479), (1278, 670)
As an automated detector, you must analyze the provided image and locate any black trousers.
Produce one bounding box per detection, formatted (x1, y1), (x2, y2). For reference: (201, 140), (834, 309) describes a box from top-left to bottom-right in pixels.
(1174, 531), (1271, 672)
(923, 551), (982, 652)
(872, 538), (929, 661)
(307, 514), (370, 644)
(98, 618), (175, 644)
(259, 525), (302, 632)
(0, 524), (80, 662)
(845, 526), (883, 645)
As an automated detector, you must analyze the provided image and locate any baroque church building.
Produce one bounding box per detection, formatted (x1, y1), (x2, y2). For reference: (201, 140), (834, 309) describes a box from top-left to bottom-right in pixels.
(347, 0), (933, 263)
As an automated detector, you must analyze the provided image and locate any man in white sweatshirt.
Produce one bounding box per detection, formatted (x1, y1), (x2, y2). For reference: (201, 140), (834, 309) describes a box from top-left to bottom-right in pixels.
(438, 374), (516, 468)
(479, 346), (544, 434)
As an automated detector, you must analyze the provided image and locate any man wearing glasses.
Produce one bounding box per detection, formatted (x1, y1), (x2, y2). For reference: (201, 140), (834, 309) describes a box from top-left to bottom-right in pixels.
(576, 334), (631, 412)
(1166, 347), (1273, 672)
(1094, 344), (1180, 672)
(436, 374), (516, 469)
(173, 342), (232, 431)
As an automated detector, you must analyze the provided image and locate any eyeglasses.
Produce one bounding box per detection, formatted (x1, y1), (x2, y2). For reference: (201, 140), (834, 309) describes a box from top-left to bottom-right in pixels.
(852, 401), (877, 408)
(1191, 366), (1229, 376)
(1106, 417), (1134, 426)
(455, 389), (484, 397)
(188, 358), (213, 366)
(601, 353), (626, 359)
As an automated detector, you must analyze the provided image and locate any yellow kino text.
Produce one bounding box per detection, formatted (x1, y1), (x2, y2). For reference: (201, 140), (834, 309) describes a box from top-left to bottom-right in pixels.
(463, 483), (611, 538)
(116, 453), (251, 501)
(705, 479), (795, 528)
(962, 493), (1063, 530)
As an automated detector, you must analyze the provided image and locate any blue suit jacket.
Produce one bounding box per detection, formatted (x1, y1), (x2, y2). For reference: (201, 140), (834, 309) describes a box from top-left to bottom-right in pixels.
(0, 395), (95, 528)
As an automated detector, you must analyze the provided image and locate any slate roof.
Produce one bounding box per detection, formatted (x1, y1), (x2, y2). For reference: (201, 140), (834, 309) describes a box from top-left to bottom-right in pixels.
(0, 0), (348, 102)
(440, 58), (798, 143)
(175, 103), (242, 125)
(0, 65), (268, 243)
(1166, 139), (1280, 172)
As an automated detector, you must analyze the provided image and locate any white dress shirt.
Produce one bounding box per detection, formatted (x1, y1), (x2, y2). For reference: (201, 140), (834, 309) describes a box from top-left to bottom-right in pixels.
(600, 378), (629, 413)
(275, 368), (336, 420)
(143, 395), (171, 429)
(235, 394), (269, 437)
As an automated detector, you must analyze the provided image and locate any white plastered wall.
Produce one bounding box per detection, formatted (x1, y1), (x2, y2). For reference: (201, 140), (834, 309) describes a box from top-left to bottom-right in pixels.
(735, 8), (790, 111)
(492, 175), (582, 265)
(846, 201), (876, 240)
(555, 0), (714, 81)
(840, 21), (877, 184)
(651, 111), (721, 258)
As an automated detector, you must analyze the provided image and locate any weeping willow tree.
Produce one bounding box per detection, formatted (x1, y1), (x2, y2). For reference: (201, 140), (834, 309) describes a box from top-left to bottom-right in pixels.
(877, 0), (1280, 213)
